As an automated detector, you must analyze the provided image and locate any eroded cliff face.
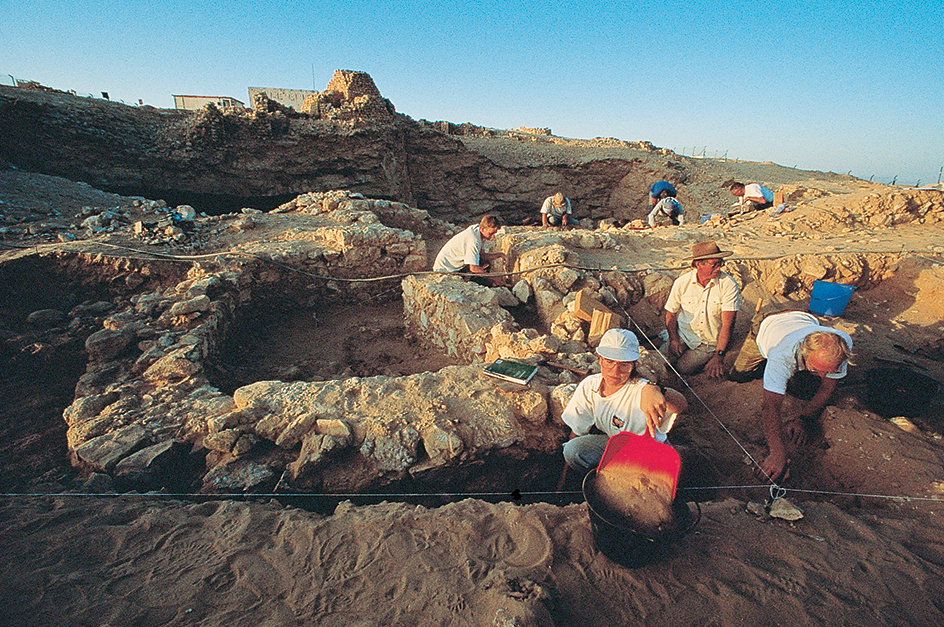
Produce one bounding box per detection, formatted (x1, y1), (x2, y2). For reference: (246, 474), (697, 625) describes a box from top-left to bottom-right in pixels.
(1, 79), (679, 223)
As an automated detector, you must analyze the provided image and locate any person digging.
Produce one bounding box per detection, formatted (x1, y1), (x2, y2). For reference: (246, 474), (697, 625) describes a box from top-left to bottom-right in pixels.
(729, 310), (853, 483)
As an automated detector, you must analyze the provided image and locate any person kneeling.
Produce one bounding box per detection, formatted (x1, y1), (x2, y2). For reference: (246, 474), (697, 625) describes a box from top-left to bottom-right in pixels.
(561, 329), (688, 473)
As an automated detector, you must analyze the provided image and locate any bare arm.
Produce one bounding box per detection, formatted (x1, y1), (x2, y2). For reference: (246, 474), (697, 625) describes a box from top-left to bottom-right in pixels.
(802, 376), (837, 418)
(664, 310), (685, 357)
(760, 389), (788, 480)
(639, 384), (688, 436)
(704, 310), (736, 378)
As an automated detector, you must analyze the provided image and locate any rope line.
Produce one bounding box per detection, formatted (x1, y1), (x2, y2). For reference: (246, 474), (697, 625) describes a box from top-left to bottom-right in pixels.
(3, 238), (941, 285)
(597, 273), (778, 487)
(1, 487), (942, 503)
(2, 239), (941, 506)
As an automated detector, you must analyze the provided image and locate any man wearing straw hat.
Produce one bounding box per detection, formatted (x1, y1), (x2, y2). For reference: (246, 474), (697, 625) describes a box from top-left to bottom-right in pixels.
(540, 192), (572, 227)
(561, 328), (688, 473)
(730, 310), (853, 483)
(663, 241), (740, 378)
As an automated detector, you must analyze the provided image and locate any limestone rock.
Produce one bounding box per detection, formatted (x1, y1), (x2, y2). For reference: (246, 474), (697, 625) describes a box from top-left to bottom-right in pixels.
(167, 295), (211, 317)
(143, 346), (202, 381)
(85, 327), (135, 361)
(63, 392), (119, 426)
(420, 424), (465, 466)
(769, 497), (804, 521)
(27, 309), (66, 327)
(512, 279), (532, 303)
(73, 424), (150, 473)
(549, 384), (578, 425)
(493, 286), (520, 307)
(113, 440), (187, 488)
(202, 459), (278, 493)
(204, 429), (243, 453)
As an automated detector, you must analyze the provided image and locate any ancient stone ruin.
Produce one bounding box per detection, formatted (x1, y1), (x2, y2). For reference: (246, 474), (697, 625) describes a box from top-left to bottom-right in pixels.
(4, 183), (940, 498)
(300, 70), (396, 122)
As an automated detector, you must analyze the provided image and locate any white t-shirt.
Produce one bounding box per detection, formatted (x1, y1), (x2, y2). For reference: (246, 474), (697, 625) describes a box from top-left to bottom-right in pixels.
(541, 196), (572, 219)
(647, 197), (685, 226)
(743, 183), (774, 203)
(433, 225), (482, 272)
(756, 311), (853, 395)
(664, 269), (741, 349)
(561, 375), (669, 443)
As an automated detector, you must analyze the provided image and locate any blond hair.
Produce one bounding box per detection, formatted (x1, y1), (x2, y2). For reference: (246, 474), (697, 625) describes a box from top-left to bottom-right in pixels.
(479, 214), (502, 230)
(800, 331), (852, 366)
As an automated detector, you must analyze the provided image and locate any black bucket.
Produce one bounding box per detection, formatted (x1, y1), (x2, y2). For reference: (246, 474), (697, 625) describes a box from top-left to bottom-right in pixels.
(583, 469), (700, 568)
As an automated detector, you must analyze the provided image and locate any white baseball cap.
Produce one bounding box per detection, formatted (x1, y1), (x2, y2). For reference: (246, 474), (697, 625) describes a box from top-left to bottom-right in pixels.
(595, 328), (640, 362)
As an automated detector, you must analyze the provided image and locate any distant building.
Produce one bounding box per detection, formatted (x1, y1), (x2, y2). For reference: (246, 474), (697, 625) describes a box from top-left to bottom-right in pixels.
(247, 87), (318, 112)
(173, 95), (244, 111)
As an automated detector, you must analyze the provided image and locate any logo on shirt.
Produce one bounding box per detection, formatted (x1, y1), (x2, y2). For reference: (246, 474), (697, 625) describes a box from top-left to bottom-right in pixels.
(611, 415), (624, 429)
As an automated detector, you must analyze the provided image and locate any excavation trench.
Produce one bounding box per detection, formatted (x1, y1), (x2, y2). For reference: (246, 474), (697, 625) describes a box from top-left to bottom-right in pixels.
(1, 250), (942, 512)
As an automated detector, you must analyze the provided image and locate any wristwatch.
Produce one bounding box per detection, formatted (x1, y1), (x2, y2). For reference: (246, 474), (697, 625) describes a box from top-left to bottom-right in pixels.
(716, 349), (726, 357)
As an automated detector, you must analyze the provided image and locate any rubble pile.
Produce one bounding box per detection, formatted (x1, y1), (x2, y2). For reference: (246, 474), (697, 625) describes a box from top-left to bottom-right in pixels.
(759, 187), (944, 234)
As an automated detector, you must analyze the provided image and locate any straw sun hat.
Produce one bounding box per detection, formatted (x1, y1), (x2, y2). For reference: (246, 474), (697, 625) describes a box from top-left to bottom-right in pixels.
(689, 240), (733, 262)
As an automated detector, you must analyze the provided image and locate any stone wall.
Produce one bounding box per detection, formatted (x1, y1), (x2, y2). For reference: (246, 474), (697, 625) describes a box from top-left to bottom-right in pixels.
(58, 190), (934, 496)
(402, 228), (666, 384)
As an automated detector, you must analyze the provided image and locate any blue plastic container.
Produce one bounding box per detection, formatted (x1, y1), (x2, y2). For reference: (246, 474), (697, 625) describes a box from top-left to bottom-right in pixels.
(809, 280), (856, 317)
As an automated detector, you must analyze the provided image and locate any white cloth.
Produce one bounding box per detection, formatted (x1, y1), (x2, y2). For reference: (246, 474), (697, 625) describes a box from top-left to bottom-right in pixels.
(647, 197), (684, 226)
(756, 311), (853, 395)
(540, 196), (572, 219)
(664, 269), (740, 349)
(561, 375), (668, 443)
(433, 225), (482, 272)
(743, 183), (774, 203)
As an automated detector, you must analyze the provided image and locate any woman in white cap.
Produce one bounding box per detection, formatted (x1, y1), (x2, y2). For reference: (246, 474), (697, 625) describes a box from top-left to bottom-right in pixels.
(561, 328), (688, 472)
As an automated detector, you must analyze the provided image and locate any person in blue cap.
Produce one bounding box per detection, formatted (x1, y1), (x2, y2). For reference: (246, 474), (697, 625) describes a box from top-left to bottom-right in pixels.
(649, 181), (677, 205)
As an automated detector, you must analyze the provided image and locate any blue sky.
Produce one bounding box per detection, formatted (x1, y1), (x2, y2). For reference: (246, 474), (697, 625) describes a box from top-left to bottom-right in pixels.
(5, 0), (943, 186)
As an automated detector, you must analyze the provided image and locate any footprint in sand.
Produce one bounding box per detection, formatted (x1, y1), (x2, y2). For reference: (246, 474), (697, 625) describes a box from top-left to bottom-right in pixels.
(469, 509), (553, 569)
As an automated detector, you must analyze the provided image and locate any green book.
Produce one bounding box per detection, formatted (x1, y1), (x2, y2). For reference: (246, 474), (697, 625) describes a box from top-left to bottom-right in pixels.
(483, 359), (538, 385)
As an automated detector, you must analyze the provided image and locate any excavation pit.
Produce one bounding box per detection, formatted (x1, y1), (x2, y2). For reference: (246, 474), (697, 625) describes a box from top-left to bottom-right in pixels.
(1, 188), (942, 514)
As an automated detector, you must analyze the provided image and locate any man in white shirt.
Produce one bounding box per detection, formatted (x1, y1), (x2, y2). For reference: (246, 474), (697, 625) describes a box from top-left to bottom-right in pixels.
(647, 196), (685, 227)
(730, 310), (853, 483)
(433, 214), (508, 286)
(729, 181), (774, 214)
(664, 241), (740, 377)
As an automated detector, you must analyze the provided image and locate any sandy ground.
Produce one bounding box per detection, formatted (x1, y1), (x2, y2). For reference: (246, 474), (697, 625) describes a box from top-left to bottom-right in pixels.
(2, 165), (944, 626)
